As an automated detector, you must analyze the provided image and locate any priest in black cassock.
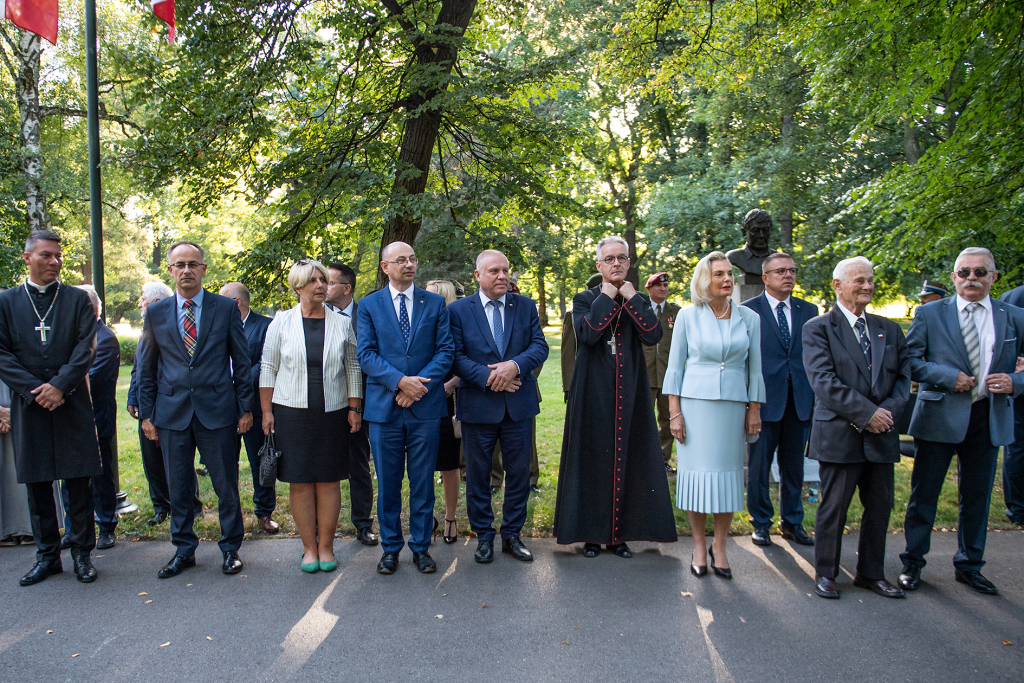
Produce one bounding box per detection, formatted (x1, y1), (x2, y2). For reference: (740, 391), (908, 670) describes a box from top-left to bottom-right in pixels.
(554, 236), (678, 558)
(0, 230), (102, 586)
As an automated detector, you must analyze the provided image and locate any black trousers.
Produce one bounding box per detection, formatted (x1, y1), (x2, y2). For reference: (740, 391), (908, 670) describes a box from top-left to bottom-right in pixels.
(491, 416), (540, 488)
(902, 399), (998, 572)
(159, 415), (243, 557)
(139, 421), (202, 516)
(28, 477), (94, 563)
(747, 384), (810, 530)
(1002, 394), (1024, 523)
(348, 418), (374, 530)
(814, 461), (894, 580)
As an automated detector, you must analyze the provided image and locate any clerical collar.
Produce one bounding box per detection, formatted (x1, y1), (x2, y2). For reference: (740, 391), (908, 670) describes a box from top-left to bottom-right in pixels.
(26, 277), (58, 293)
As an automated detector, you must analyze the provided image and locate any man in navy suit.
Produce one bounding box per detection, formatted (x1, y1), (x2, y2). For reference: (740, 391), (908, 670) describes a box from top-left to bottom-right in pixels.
(357, 241), (453, 575)
(219, 282), (277, 533)
(137, 242), (254, 579)
(742, 253), (816, 547)
(899, 247), (1024, 595)
(997, 283), (1024, 526)
(449, 250), (549, 563)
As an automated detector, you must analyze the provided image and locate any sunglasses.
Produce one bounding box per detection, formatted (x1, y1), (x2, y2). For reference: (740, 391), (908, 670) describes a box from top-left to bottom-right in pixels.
(956, 267), (992, 278)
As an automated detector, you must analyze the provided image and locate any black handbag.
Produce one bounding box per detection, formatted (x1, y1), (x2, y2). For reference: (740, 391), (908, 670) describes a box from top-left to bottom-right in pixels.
(258, 432), (281, 488)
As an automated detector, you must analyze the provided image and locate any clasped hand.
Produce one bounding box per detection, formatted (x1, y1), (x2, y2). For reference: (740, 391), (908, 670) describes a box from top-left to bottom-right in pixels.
(31, 383), (64, 411)
(601, 282), (637, 300)
(864, 407), (894, 434)
(486, 360), (520, 392)
(396, 376), (431, 408)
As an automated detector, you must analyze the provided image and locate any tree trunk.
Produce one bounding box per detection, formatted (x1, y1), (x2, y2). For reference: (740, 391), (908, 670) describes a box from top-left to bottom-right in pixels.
(376, 0), (478, 288)
(904, 119), (920, 165)
(14, 30), (50, 232)
(558, 279), (566, 319)
(778, 211), (793, 249)
(536, 264), (548, 327)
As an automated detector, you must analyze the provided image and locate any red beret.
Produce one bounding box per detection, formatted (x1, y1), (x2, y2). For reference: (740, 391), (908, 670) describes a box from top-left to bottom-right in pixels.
(646, 272), (669, 288)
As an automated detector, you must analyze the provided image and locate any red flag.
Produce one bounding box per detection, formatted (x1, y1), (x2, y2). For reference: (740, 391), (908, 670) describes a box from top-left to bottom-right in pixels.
(151, 0), (174, 44)
(5, 0), (59, 45)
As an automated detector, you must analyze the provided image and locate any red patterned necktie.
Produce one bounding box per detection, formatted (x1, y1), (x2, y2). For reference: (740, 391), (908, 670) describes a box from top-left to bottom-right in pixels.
(183, 300), (197, 356)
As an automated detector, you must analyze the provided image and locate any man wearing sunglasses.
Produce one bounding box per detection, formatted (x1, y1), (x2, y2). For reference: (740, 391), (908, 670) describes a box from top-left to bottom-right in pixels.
(899, 247), (1024, 594)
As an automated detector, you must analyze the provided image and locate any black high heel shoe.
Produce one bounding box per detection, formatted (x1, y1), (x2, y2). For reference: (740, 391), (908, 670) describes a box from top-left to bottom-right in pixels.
(690, 551), (707, 578)
(443, 519), (457, 544)
(708, 546), (732, 580)
(432, 516), (439, 537)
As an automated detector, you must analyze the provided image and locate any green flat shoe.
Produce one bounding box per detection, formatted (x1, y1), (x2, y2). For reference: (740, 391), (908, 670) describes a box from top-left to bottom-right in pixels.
(301, 554), (320, 573)
(319, 560), (338, 572)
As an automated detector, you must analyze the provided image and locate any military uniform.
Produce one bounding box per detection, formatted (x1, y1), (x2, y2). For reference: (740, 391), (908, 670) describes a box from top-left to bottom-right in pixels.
(644, 299), (681, 464)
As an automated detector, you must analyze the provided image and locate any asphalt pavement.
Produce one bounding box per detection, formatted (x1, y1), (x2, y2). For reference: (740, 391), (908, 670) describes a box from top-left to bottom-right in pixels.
(0, 531), (1022, 682)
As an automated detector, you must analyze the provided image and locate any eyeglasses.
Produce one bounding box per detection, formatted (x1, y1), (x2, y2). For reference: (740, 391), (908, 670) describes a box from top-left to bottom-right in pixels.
(600, 255), (629, 265)
(384, 257), (419, 266)
(169, 261), (204, 271)
(956, 267), (991, 278)
(329, 280), (352, 287)
(767, 267), (798, 276)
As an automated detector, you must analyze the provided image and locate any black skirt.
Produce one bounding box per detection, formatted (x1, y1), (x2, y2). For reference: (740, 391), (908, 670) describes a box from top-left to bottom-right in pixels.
(274, 317), (350, 484)
(436, 391), (461, 472)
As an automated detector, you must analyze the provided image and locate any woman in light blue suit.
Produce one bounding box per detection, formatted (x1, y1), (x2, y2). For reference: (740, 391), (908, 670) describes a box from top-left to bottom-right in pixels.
(664, 251), (765, 579)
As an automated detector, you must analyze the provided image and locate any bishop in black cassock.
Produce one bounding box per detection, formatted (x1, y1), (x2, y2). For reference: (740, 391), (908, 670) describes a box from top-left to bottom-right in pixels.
(0, 232), (101, 586)
(554, 238), (678, 556)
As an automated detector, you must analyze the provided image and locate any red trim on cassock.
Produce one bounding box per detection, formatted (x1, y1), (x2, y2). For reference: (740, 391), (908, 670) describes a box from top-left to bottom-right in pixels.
(624, 300), (659, 331)
(583, 303), (621, 332)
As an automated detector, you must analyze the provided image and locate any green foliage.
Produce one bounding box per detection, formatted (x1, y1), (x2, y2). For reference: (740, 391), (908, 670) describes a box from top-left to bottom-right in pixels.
(118, 335), (138, 365)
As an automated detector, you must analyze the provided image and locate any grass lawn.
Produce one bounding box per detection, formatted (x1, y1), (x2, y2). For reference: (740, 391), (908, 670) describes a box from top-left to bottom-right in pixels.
(110, 328), (1019, 543)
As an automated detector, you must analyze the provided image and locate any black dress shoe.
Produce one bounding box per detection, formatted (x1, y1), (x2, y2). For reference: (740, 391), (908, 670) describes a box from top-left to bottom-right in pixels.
(751, 528), (772, 547)
(690, 552), (707, 578)
(222, 551), (243, 575)
(607, 543), (632, 558)
(501, 536), (534, 561)
(377, 551), (399, 575)
(853, 575), (905, 598)
(955, 569), (999, 594)
(898, 564), (921, 591)
(146, 511), (168, 526)
(158, 554), (196, 579)
(781, 525), (814, 546)
(96, 531), (115, 550)
(814, 575), (839, 599)
(530, 484), (542, 494)
(582, 543), (601, 557)
(665, 463), (676, 473)
(59, 535), (72, 551)
(490, 485), (501, 495)
(196, 466), (208, 477)
(412, 551), (436, 573)
(356, 527), (379, 546)
(19, 559), (62, 586)
(73, 553), (97, 583)
(474, 539), (494, 563)
(708, 547), (731, 579)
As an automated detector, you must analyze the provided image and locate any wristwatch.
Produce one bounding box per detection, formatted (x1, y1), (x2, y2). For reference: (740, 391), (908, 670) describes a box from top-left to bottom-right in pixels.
(353, 405), (363, 414)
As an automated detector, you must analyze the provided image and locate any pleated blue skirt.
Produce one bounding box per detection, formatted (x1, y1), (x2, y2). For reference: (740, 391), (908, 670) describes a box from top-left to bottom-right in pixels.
(675, 397), (746, 513)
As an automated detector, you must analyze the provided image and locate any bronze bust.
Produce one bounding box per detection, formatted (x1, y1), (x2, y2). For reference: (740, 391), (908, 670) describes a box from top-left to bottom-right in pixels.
(727, 209), (774, 277)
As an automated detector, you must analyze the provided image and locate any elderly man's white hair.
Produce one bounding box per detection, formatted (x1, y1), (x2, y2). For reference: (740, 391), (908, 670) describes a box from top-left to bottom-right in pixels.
(832, 256), (874, 282)
(141, 280), (173, 302)
(76, 284), (102, 317)
(596, 235), (629, 261)
(954, 246), (996, 271)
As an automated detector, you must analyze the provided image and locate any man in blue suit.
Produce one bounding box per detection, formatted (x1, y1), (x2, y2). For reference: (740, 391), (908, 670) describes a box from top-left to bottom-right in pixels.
(357, 241), (453, 575)
(997, 283), (1024, 526)
(899, 247), (1024, 595)
(742, 253), (816, 547)
(449, 250), (549, 563)
(137, 242), (254, 579)
(219, 282), (278, 533)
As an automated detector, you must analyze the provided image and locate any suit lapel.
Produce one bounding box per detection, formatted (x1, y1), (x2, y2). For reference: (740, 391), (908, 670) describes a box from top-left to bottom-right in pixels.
(759, 294), (789, 354)
(405, 286), (426, 349)
(191, 289), (215, 358)
(501, 295), (517, 358)
(831, 306), (871, 382)
(471, 295), (501, 357)
(992, 299), (1008, 374)
(165, 296), (189, 357)
(379, 288), (405, 343)
(868, 314), (884, 388)
(942, 297), (973, 371)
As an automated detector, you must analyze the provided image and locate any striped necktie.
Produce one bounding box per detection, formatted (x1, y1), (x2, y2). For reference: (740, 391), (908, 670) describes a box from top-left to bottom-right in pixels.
(854, 318), (871, 372)
(960, 302), (982, 401)
(183, 300), (197, 357)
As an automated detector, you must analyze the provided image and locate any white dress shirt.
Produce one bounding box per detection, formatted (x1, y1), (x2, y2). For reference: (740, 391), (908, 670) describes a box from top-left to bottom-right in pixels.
(341, 300), (355, 318)
(836, 300), (867, 337)
(764, 291), (792, 336)
(956, 294), (995, 397)
(388, 283), (414, 323)
(478, 290), (507, 343)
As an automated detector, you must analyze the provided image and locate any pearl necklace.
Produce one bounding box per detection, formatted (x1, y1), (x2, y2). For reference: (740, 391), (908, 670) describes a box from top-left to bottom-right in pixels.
(713, 299), (731, 319)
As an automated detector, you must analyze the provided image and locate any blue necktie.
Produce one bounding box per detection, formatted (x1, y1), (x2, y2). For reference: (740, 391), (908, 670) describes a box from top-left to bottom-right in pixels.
(776, 302), (791, 350)
(855, 318), (871, 371)
(489, 299), (504, 356)
(398, 293), (410, 344)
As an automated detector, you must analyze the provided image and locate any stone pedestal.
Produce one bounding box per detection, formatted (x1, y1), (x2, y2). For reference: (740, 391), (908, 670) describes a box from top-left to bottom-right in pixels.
(731, 271), (764, 305)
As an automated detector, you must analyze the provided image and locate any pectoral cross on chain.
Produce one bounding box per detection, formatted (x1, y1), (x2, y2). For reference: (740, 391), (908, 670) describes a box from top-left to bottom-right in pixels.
(35, 321), (50, 344)
(607, 336), (616, 356)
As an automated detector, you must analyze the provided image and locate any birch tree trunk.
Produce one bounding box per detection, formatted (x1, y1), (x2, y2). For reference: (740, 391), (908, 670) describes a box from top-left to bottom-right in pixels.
(14, 29), (51, 232)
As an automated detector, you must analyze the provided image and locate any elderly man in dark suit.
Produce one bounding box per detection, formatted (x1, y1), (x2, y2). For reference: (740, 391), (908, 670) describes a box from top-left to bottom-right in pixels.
(899, 247), (1024, 595)
(137, 241), (254, 579)
(219, 282), (278, 533)
(997, 282), (1024, 527)
(803, 256), (911, 600)
(742, 253), (817, 547)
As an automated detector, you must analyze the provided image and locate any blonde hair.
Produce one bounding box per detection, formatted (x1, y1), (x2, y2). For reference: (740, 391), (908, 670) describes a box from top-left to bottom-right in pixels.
(690, 251), (730, 306)
(426, 279), (457, 306)
(287, 259), (329, 292)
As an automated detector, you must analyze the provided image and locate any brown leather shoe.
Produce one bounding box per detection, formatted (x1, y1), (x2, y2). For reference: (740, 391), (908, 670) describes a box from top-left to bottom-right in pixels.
(814, 575), (839, 599)
(853, 575), (906, 599)
(259, 516), (280, 533)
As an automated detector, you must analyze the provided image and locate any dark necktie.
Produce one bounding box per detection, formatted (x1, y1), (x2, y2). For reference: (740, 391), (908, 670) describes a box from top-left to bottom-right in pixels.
(489, 299), (505, 356)
(776, 302), (791, 350)
(183, 300), (197, 357)
(854, 318), (871, 371)
(398, 293), (410, 344)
